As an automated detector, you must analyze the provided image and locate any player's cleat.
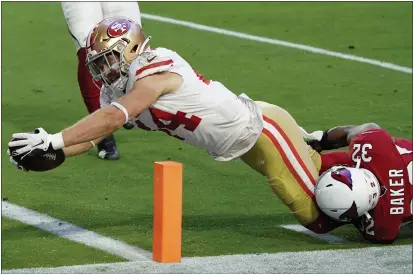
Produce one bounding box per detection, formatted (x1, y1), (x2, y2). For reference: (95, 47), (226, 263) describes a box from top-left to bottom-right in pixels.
(97, 135), (120, 160)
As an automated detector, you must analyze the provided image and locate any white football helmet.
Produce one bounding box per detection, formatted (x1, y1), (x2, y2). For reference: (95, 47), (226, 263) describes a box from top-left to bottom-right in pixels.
(315, 166), (380, 222)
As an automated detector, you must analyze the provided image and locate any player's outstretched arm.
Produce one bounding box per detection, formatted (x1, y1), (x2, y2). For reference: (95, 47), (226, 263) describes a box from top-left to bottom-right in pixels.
(61, 72), (181, 148)
(308, 123), (381, 152)
(9, 72), (182, 158)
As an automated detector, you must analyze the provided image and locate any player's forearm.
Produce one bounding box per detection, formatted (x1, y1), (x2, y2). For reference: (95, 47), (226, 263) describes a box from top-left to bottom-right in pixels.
(328, 123), (381, 145)
(63, 142), (93, 157)
(345, 123), (380, 143)
(63, 136), (106, 157)
(310, 123), (381, 152)
(307, 126), (353, 152)
(325, 126), (354, 147)
(61, 106), (125, 148)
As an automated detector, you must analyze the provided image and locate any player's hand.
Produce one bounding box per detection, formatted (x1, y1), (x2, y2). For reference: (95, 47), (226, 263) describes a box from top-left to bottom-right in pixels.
(8, 128), (51, 158)
(301, 128), (325, 152)
(7, 149), (29, 171)
(307, 139), (323, 152)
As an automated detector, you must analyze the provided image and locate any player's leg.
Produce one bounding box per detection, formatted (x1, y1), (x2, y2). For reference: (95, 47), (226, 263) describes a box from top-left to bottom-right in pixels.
(308, 145), (323, 172)
(101, 2), (142, 26)
(62, 2), (103, 114)
(61, 2), (119, 160)
(61, 2), (103, 52)
(241, 101), (324, 227)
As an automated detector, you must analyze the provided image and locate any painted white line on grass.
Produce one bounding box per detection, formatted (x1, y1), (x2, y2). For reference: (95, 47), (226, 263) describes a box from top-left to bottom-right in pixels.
(280, 224), (348, 243)
(141, 13), (412, 74)
(1, 201), (152, 261)
(4, 245), (409, 274)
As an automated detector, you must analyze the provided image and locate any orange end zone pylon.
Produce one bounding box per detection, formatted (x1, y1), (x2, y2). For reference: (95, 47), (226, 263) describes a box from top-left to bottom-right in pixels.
(152, 161), (183, 263)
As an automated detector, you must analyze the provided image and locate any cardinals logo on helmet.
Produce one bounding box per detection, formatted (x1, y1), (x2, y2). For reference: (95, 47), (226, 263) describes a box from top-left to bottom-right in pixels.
(339, 201), (358, 221)
(332, 168), (353, 190)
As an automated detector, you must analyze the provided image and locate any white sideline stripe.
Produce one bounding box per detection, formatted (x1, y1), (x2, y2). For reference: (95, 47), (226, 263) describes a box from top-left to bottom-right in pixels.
(263, 120), (315, 194)
(281, 224), (348, 243)
(1, 201), (152, 261)
(141, 13), (412, 74)
(4, 245), (409, 274)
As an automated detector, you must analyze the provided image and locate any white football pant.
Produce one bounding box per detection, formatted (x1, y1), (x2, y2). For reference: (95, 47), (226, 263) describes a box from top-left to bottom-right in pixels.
(61, 2), (142, 51)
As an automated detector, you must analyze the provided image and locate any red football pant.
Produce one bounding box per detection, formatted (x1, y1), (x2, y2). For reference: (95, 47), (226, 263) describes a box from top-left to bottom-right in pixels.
(77, 47), (101, 114)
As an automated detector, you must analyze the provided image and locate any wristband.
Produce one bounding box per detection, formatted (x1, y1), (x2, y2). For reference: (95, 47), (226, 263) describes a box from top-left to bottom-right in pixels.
(110, 102), (129, 124)
(50, 132), (65, 150)
(319, 131), (339, 150)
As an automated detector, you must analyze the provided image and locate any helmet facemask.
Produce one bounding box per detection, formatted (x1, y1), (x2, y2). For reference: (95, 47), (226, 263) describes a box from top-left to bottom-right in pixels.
(85, 17), (151, 96)
(86, 40), (130, 95)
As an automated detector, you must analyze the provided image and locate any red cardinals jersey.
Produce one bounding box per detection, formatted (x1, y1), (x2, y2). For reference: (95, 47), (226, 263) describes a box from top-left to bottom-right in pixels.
(321, 129), (412, 243)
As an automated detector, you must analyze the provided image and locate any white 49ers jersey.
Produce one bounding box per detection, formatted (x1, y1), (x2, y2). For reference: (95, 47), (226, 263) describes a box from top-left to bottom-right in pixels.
(104, 47), (263, 161)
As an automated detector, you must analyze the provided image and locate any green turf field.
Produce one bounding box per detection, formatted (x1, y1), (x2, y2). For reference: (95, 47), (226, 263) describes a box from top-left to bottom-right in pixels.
(1, 2), (412, 270)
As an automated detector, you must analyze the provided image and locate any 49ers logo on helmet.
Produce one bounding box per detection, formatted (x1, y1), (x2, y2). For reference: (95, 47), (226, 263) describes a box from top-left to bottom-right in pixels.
(107, 20), (131, 38)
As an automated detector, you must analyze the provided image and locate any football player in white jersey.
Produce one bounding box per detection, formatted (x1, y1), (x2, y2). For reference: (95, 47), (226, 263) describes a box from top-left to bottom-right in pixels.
(9, 18), (335, 233)
(61, 2), (142, 160)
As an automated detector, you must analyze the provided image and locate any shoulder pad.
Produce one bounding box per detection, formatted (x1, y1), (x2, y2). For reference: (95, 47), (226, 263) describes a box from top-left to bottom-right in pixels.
(131, 50), (174, 81)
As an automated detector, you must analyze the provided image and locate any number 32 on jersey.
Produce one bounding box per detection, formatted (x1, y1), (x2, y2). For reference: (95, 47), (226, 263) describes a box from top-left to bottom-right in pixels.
(352, 143), (372, 164)
(352, 142), (413, 217)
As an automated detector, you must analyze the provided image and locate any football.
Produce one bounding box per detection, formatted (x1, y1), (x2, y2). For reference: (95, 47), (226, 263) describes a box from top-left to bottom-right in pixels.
(9, 138), (66, 172)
